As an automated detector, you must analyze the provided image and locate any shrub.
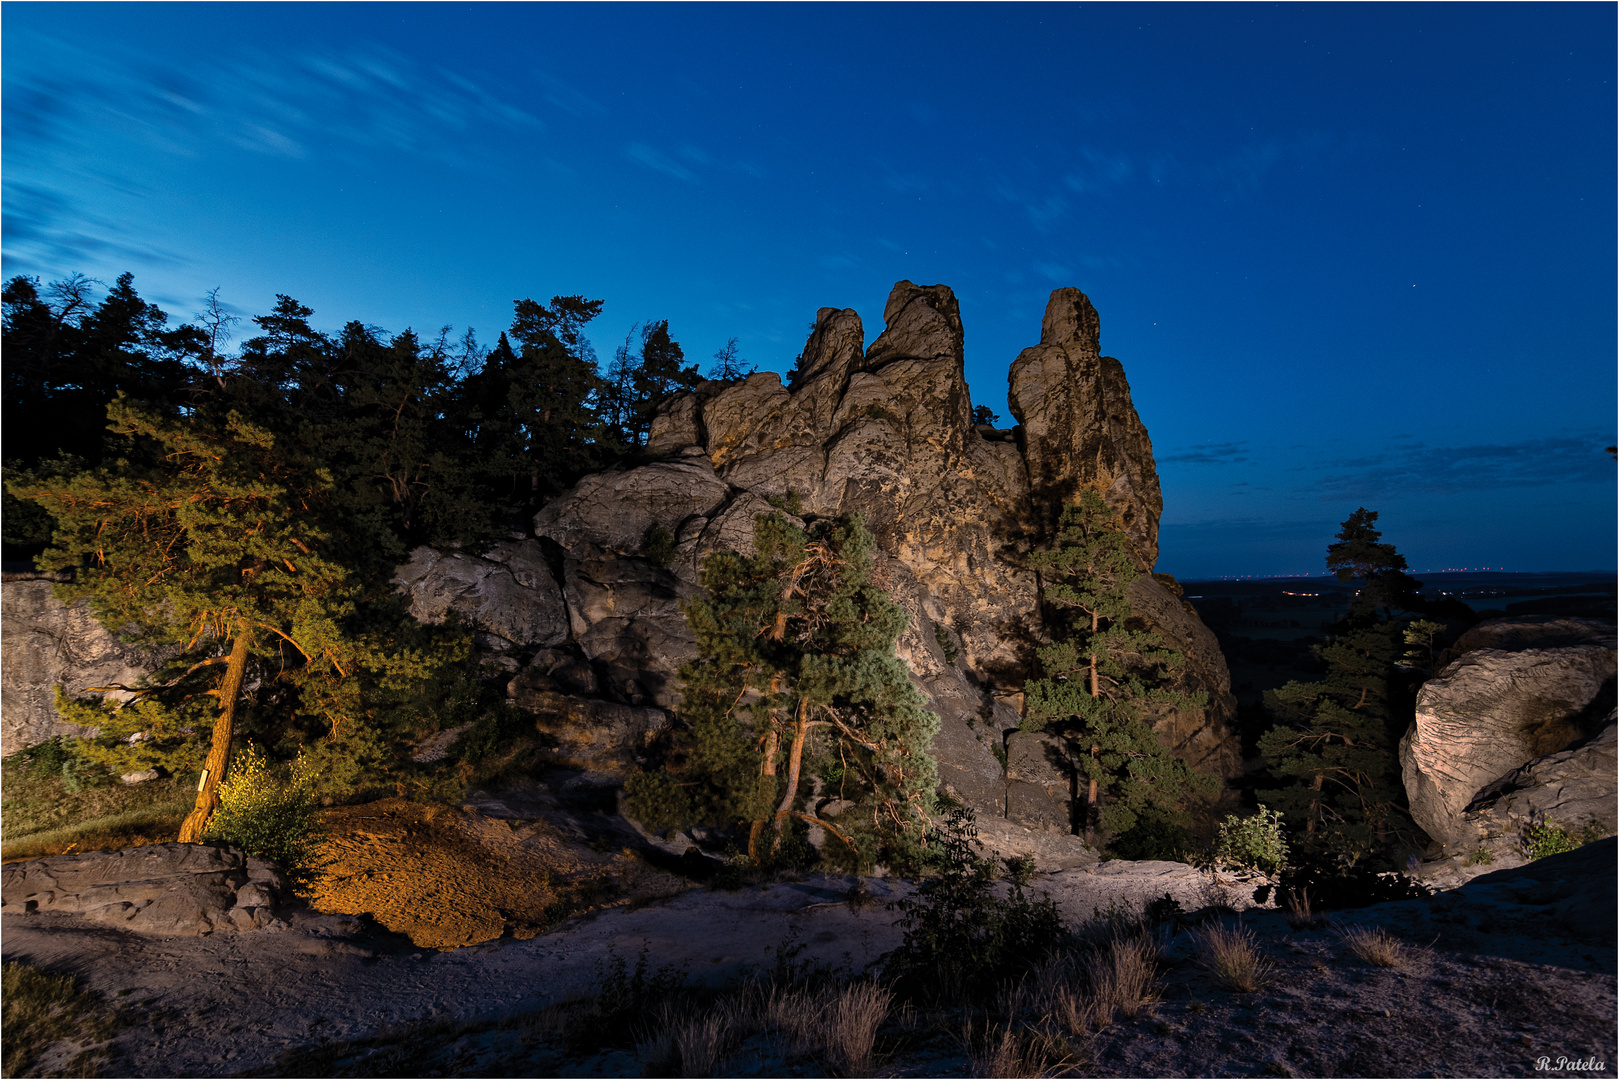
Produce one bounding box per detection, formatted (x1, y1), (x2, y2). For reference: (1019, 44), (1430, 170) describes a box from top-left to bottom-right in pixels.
(1463, 846), (1495, 867)
(882, 808), (1066, 1003)
(1193, 921), (1272, 993)
(203, 745), (325, 879)
(934, 624), (960, 665)
(1525, 819), (1606, 860)
(1215, 804), (1289, 874)
(1338, 925), (1404, 968)
(644, 524), (677, 567)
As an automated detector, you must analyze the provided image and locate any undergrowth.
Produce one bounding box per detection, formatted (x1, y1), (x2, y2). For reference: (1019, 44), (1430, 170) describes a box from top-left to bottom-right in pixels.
(2, 962), (125, 1078)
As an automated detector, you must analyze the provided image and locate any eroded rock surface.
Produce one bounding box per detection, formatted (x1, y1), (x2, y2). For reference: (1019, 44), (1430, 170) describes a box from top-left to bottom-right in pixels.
(1401, 617), (1617, 848)
(0, 576), (169, 756)
(0, 842), (285, 935)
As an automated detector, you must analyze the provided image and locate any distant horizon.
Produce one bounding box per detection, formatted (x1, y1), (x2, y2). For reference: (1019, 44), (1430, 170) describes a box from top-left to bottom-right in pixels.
(1176, 568), (1619, 583)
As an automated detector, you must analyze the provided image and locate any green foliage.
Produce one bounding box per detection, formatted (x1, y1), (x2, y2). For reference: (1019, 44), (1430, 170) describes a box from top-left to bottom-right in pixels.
(2, 961), (123, 1078)
(971, 404), (1000, 426)
(1326, 507), (1421, 618)
(643, 524), (677, 567)
(203, 744), (326, 876)
(1107, 809), (1193, 862)
(1258, 509), (1421, 865)
(1214, 804), (1289, 874)
(589, 944), (690, 1046)
(1523, 819), (1606, 860)
(12, 396), (472, 810)
(863, 403), (892, 421)
(934, 623), (960, 665)
(765, 489), (805, 516)
(1020, 487), (1215, 837)
(626, 513), (938, 870)
(1400, 619), (1446, 676)
(1463, 846), (1495, 866)
(881, 808), (1066, 1003)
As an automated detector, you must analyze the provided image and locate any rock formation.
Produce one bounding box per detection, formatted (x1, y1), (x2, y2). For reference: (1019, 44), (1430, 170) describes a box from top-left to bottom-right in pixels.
(0, 573), (168, 756)
(0, 841), (287, 934)
(410, 282), (1239, 832)
(1400, 616), (1616, 850)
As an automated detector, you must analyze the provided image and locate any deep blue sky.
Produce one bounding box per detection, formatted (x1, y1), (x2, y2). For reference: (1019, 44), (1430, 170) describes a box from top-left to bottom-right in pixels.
(5, 3), (1614, 578)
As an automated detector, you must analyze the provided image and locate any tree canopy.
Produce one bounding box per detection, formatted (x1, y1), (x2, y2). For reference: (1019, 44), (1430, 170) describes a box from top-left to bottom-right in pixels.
(625, 514), (939, 871)
(1019, 487), (1215, 844)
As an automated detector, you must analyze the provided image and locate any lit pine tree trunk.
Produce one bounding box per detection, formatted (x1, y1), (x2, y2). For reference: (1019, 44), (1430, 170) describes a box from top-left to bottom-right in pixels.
(177, 621), (253, 843)
(749, 725), (780, 862)
(772, 698), (811, 851)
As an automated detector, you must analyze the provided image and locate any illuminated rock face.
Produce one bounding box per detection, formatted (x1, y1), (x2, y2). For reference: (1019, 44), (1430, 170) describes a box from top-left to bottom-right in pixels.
(503, 281), (1241, 822)
(0, 576), (167, 757)
(1400, 617), (1617, 849)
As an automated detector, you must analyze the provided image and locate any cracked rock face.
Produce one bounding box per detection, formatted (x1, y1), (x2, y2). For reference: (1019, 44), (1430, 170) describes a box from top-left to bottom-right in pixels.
(0, 577), (171, 756)
(0, 842), (287, 935)
(400, 281), (1239, 827)
(1400, 617), (1617, 848)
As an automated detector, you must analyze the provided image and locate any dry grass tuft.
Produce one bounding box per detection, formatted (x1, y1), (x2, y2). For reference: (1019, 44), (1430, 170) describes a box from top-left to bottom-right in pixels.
(1085, 934), (1160, 1024)
(1194, 922), (1273, 993)
(1338, 925), (1405, 968)
(821, 982), (892, 1074)
(764, 981), (891, 1073)
(1283, 887), (1325, 930)
(966, 1020), (1078, 1078)
(674, 1013), (731, 1077)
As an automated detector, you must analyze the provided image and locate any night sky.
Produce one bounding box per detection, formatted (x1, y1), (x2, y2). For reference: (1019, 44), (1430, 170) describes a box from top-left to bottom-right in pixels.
(4, 3), (1613, 578)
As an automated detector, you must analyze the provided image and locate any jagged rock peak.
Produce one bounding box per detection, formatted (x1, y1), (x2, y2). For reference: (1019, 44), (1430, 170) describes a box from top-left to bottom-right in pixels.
(866, 280), (965, 369)
(790, 306), (864, 389)
(1041, 286), (1101, 355)
(1009, 286), (1161, 569)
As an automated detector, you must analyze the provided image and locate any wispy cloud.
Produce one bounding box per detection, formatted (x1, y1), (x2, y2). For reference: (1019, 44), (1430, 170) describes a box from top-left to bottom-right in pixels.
(5, 32), (544, 173)
(1, 182), (188, 276)
(624, 142), (699, 183)
(1309, 434), (1614, 500)
(1160, 441), (1251, 465)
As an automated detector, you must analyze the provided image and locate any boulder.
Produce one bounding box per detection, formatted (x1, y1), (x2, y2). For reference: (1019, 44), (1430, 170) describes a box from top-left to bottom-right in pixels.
(0, 842), (284, 935)
(0, 576), (166, 755)
(1400, 617), (1617, 847)
(394, 539), (569, 648)
(532, 455), (729, 559)
(1461, 715), (1617, 846)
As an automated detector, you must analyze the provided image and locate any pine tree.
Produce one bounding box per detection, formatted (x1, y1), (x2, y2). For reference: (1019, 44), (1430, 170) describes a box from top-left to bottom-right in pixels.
(1257, 508), (1421, 863)
(626, 514), (939, 870)
(1020, 487), (1215, 842)
(9, 397), (466, 841)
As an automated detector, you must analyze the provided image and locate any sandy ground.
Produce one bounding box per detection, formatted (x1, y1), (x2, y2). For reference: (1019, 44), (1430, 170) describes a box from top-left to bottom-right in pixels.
(3, 800), (1614, 1078)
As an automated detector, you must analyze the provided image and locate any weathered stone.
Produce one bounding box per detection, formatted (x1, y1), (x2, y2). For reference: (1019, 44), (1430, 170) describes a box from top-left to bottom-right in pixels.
(1005, 731), (1076, 833)
(0, 842), (284, 936)
(0, 578), (166, 755)
(532, 458), (729, 558)
(561, 557), (699, 708)
(120, 768), (160, 785)
(1401, 618), (1617, 847)
(1126, 575), (1243, 779)
(394, 539), (569, 647)
(393, 282), (1238, 832)
(1008, 288), (1162, 569)
(515, 689), (670, 775)
(1460, 715), (1617, 845)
